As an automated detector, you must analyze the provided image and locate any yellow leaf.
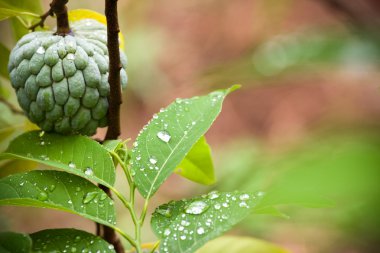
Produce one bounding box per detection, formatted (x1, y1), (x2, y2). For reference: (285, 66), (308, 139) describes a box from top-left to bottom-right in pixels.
(68, 9), (125, 51)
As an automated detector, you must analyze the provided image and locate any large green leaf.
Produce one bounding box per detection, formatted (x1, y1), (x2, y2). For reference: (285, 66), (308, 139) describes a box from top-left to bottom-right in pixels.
(151, 191), (263, 253)
(196, 236), (289, 253)
(0, 43), (10, 78)
(175, 136), (215, 185)
(0, 0), (43, 40)
(0, 170), (116, 227)
(0, 131), (116, 187)
(30, 228), (116, 253)
(0, 231), (32, 253)
(130, 86), (239, 199)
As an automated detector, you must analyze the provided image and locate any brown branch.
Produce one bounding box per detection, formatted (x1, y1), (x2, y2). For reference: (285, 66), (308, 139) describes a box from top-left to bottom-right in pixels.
(28, 0), (70, 35)
(105, 0), (122, 140)
(99, 1), (124, 253)
(0, 97), (24, 115)
(28, 9), (54, 31)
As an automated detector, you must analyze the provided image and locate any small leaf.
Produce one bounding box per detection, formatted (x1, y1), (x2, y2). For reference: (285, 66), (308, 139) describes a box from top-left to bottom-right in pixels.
(175, 136), (215, 185)
(151, 190), (263, 253)
(0, 131), (116, 187)
(0, 231), (32, 253)
(30, 228), (116, 253)
(196, 236), (290, 253)
(131, 85), (240, 199)
(0, 170), (116, 227)
(103, 139), (123, 153)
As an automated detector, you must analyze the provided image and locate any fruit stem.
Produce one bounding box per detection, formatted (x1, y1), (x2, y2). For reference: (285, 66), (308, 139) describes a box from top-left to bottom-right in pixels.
(51, 0), (71, 35)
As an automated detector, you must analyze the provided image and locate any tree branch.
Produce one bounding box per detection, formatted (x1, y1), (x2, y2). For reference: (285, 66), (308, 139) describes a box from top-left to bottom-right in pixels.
(28, 0), (70, 35)
(100, 1), (124, 253)
(105, 0), (122, 140)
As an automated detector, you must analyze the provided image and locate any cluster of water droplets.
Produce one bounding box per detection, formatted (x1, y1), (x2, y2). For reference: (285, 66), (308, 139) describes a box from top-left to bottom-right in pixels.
(32, 232), (116, 253)
(155, 190), (263, 252)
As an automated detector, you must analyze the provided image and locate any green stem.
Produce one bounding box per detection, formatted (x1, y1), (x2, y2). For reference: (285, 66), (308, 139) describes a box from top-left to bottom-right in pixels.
(112, 226), (137, 248)
(149, 241), (160, 253)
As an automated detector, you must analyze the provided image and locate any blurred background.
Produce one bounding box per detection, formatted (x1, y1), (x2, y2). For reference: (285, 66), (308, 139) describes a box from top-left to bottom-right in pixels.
(1, 0), (380, 252)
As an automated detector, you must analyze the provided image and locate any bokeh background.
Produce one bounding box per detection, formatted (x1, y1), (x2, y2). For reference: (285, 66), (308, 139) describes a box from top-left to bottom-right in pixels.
(1, 0), (380, 252)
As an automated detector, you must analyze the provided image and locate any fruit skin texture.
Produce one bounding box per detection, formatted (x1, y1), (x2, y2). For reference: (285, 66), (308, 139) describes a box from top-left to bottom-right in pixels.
(7, 19), (128, 136)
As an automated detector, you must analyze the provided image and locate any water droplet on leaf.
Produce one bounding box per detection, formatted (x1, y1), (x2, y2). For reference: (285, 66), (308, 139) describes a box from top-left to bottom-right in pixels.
(84, 167), (93, 176)
(197, 227), (205, 235)
(185, 201), (209, 215)
(83, 191), (98, 204)
(157, 131), (171, 143)
(37, 191), (48, 201)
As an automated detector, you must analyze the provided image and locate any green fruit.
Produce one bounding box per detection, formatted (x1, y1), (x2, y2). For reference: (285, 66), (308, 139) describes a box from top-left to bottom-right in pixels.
(8, 19), (128, 136)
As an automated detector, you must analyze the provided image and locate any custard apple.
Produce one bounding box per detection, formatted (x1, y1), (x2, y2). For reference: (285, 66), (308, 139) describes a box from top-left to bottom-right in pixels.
(7, 19), (128, 136)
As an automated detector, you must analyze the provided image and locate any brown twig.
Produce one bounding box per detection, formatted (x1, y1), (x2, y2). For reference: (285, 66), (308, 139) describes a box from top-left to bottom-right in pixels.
(0, 97), (24, 115)
(99, 1), (124, 253)
(28, 0), (70, 35)
(28, 9), (54, 31)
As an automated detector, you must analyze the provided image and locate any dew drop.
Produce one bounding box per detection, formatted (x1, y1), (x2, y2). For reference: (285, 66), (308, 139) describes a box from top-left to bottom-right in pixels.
(156, 205), (172, 217)
(157, 131), (171, 143)
(181, 220), (190, 226)
(239, 194), (250, 201)
(208, 191), (220, 200)
(239, 201), (249, 208)
(83, 192), (98, 204)
(67, 200), (73, 205)
(84, 167), (93, 176)
(68, 162), (76, 169)
(149, 157), (157, 165)
(180, 235), (186, 240)
(197, 227), (205, 235)
(214, 203), (221, 210)
(49, 184), (56, 192)
(99, 193), (107, 201)
(37, 191), (48, 201)
(185, 201), (209, 215)
(164, 228), (171, 236)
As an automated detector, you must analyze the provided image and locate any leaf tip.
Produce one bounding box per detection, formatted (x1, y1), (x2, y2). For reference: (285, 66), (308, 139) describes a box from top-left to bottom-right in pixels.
(226, 84), (241, 94)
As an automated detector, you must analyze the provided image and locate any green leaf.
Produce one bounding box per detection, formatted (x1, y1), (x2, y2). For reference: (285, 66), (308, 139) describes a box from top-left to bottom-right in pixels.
(0, 131), (116, 187)
(0, 0), (42, 13)
(151, 190), (263, 253)
(175, 136), (215, 185)
(130, 85), (240, 199)
(0, 170), (116, 227)
(0, 43), (10, 78)
(0, 231), (32, 253)
(0, 7), (38, 21)
(196, 236), (289, 253)
(30, 228), (116, 253)
(0, 0), (42, 40)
